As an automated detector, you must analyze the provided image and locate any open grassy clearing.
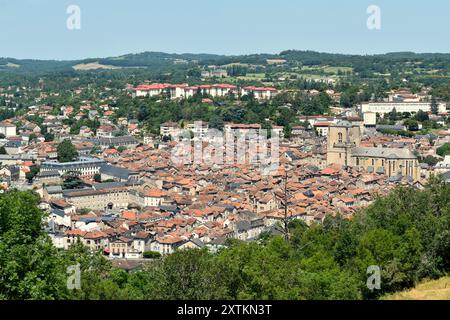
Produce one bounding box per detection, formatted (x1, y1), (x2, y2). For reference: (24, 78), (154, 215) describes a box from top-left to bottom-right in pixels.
(383, 277), (450, 300)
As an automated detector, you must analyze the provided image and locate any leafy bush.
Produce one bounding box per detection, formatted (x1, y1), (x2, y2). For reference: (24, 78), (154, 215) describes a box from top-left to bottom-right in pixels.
(143, 251), (162, 259)
(437, 143), (450, 157)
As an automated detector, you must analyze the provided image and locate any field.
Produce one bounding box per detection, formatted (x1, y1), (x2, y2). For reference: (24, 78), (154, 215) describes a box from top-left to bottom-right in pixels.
(0, 62), (20, 69)
(6, 62), (20, 68)
(72, 62), (121, 71)
(300, 65), (353, 74)
(383, 277), (450, 300)
(223, 73), (267, 83)
(323, 66), (353, 74)
(237, 73), (266, 80)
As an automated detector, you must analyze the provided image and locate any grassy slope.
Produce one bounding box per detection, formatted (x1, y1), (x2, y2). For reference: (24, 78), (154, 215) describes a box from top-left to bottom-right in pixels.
(383, 277), (450, 300)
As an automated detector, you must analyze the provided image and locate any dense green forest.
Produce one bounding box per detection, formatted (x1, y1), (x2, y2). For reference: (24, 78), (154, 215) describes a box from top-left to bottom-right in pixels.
(0, 176), (449, 300)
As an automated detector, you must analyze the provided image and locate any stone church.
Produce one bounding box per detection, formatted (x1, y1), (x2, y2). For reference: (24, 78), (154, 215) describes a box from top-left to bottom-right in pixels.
(326, 121), (420, 180)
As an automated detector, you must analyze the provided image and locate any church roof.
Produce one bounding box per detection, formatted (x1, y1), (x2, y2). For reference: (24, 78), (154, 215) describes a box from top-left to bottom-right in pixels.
(351, 147), (417, 160)
(334, 120), (353, 128)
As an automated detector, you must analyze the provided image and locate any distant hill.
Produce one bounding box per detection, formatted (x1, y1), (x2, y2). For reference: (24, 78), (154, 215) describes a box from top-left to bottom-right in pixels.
(0, 58), (76, 73)
(1, 50), (450, 75)
(383, 277), (450, 300)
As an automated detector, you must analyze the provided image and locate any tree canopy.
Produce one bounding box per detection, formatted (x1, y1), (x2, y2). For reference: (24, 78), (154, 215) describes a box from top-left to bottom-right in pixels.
(57, 139), (78, 163)
(437, 143), (450, 157)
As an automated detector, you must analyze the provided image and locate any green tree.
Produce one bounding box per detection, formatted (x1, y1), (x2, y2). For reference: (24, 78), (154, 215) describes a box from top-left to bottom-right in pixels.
(44, 132), (55, 142)
(55, 240), (128, 300)
(25, 165), (40, 182)
(0, 191), (69, 299)
(388, 108), (398, 122)
(143, 251), (162, 259)
(420, 155), (439, 167)
(141, 249), (230, 300)
(93, 173), (102, 183)
(62, 171), (86, 189)
(208, 115), (224, 131)
(437, 143), (450, 157)
(403, 119), (419, 131)
(415, 110), (429, 123)
(57, 139), (78, 163)
(90, 145), (101, 155)
(431, 96), (439, 115)
(283, 123), (292, 139)
(28, 133), (37, 142)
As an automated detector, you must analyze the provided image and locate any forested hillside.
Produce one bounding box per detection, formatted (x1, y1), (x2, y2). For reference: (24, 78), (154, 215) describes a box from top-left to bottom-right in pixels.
(2, 50), (450, 75)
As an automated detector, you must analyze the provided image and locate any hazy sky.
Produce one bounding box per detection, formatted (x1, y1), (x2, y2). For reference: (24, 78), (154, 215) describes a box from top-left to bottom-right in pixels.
(1, 0), (449, 60)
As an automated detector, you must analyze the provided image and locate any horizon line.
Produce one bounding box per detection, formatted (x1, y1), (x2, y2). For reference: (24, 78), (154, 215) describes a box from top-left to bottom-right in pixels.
(3, 49), (450, 62)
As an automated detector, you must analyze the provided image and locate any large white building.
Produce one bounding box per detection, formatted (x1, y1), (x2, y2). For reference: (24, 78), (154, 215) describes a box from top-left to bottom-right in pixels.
(241, 86), (278, 100)
(186, 122), (209, 139)
(363, 112), (377, 127)
(63, 187), (129, 210)
(224, 123), (262, 136)
(0, 122), (17, 137)
(160, 121), (209, 140)
(361, 102), (447, 115)
(133, 83), (239, 99)
(297, 116), (338, 127)
(41, 157), (105, 178)
(133, 83), (173, 98)
(133, 83), (277, 100)
(160, 122), (182, 138)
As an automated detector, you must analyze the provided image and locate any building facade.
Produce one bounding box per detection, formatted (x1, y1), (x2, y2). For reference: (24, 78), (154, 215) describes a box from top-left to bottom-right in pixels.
(133, 83), (276, 100)
(326, 121), (361, 167)
(327, 121), (420, 180)
(0, 122), (17, 137)
(63, 187), (130, 210)
(41, 157), (105, 178)
(361, 102), (447, 115)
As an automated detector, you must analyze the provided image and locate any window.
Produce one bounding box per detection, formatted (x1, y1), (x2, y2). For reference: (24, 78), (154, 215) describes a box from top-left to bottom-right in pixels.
(338, 132), (343, 143)
(372, 159), (375, 166)
(356, 158), (360, 166)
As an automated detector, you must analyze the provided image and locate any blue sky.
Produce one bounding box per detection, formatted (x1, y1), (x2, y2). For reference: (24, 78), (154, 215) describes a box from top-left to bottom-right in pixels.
(0, 0), (449, 60)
